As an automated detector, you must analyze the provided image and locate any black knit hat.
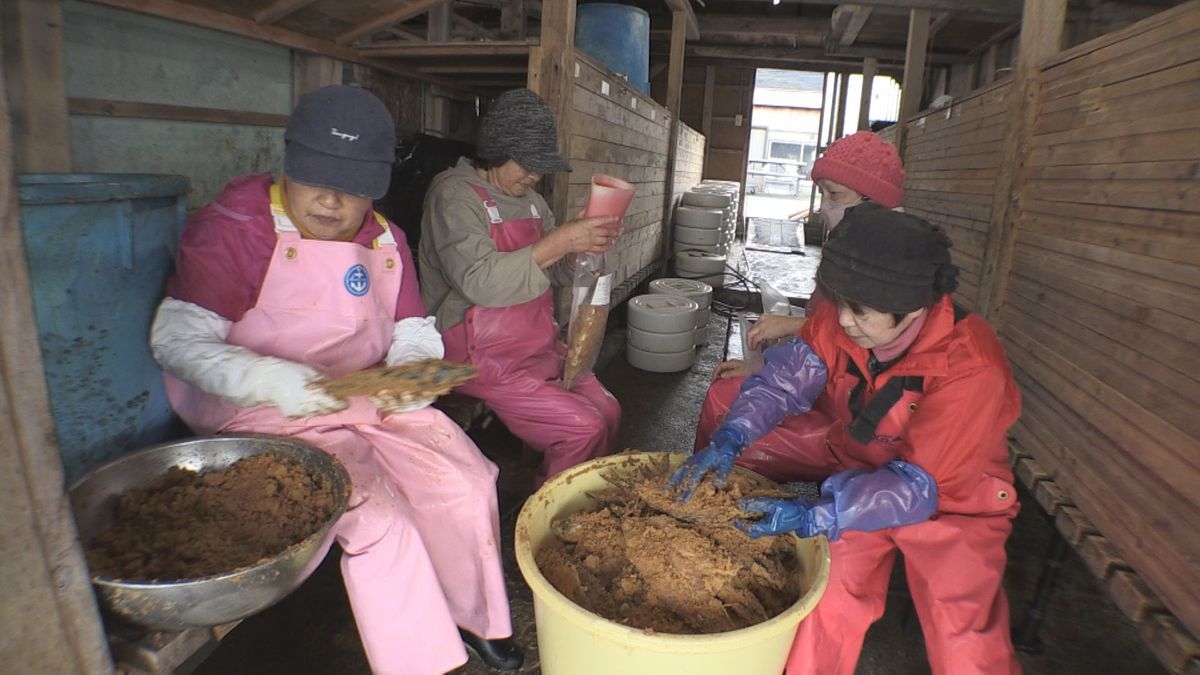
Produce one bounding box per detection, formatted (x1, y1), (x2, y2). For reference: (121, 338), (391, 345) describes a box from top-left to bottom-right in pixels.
(817, 202), (959, 313)
(477, 88), (572, 173)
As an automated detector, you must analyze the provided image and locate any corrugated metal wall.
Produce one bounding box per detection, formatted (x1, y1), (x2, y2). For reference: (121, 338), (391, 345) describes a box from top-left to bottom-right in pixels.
(64, 0), (290, 208)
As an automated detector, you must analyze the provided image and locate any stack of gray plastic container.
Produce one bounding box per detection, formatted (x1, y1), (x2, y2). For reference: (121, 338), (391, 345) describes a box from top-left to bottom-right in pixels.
(648, 277), (714, 347)
(671, 181), (740, 288)
(625, 294), (699, 372)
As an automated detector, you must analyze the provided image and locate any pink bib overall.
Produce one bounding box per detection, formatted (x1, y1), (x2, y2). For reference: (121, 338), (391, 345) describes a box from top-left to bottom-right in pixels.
(442, 184), (620, 486)
(167, 186), (511, 675)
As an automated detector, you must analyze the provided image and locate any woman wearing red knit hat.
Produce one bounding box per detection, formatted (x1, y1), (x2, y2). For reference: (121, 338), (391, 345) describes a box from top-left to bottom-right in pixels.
(693, 132), (906, 470)
(811, 130), (905, 233)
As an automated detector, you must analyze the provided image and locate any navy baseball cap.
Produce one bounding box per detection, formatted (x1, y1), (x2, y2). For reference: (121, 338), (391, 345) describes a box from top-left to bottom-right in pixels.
(284, 85), (396, 200)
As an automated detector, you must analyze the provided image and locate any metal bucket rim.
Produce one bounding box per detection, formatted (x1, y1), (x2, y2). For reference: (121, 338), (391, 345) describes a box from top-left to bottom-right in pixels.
(70, 433), (351, 587)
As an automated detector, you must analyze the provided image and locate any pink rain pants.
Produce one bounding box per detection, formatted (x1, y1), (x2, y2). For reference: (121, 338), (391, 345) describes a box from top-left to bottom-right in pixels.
(442, 185), (620, 487)
(167, 200), (511, 675)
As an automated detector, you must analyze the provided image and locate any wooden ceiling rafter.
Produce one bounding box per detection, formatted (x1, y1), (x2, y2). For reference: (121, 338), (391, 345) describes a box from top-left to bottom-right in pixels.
(454, 12), (499, 39)
(335, 0), (458, 45)
(253, 0), (320, 24)
(832, 4), (875, 46)
(731, 0), (1021, 16)
(355, 40), (534, 57)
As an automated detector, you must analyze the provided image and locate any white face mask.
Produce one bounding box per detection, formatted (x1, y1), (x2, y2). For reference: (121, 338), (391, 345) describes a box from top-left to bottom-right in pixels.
(819, 199), (863, 231)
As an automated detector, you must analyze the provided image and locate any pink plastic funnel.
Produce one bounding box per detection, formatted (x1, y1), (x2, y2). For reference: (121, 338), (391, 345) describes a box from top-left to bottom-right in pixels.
(583, 174), (638, 219)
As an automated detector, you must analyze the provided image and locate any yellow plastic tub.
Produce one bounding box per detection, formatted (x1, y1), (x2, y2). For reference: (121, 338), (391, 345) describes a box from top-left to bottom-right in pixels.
(515, 452), (831, 675)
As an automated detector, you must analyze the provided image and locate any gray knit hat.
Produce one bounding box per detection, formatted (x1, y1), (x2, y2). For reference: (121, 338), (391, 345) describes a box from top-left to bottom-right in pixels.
(477, 88), (571, 173)
(285, 85), (396, 200)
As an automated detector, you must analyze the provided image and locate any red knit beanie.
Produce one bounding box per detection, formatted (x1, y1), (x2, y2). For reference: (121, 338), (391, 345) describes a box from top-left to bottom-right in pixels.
(810, 131), (904, 208)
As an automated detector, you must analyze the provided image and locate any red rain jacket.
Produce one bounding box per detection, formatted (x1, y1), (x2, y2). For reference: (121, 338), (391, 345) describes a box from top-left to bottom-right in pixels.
(800, 294), (1021, 516)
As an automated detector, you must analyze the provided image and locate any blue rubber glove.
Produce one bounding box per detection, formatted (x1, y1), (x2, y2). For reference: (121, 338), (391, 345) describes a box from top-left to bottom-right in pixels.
(737, 460), (938, 540)
(668, 427), (748, 501)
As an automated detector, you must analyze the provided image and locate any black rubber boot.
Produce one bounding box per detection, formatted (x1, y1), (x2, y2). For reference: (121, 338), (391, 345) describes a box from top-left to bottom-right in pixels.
(458, 628), (524, 672)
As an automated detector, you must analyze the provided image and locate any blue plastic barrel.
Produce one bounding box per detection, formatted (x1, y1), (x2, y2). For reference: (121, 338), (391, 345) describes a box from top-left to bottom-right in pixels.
(575, 3), (651, 94)
(18, 173), (189, 482)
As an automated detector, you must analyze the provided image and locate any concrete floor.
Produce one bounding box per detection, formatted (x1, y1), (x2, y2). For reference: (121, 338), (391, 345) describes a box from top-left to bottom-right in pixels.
(190, 245), (1166, 675)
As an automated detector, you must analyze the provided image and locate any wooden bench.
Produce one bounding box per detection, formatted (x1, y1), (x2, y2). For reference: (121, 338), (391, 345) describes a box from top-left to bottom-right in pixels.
(1009, 443), (1200, 674)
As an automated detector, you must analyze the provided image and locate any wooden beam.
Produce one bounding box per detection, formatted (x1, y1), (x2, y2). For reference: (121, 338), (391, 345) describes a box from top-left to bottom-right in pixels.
(419, 64), (529, 74)
(832, 5), (874, 47)
(929, 10), (953, 38)
(722, 0), (1020, 16)
(701, 65), (715, 140)
(693, 14), (826, 44)
(968, 20), (1021, 57)
(454, 13), (499, 40)
(253, 0), (319, 25)
(357, 41), (533, 57)
(660, 10), (688, 271)
(3, 0), (71, 172)
(895, 7), (930, 156)
(70, 97), (291, 127)
(532, 0), (575, 220)
(858, 56), (877, 130)
(383, 26), (426, 42)
(336, 0), (456, 45)
(426, 2), (452, 136)
(975, 0), (1067, 320)
(500, 0), (527, 39)
(0, 52), (112, 675)
(663, 0), (701, 40)
(833, 71), (850, 138)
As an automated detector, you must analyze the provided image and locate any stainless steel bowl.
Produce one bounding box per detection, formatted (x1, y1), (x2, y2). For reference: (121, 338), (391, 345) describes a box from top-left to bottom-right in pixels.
(68, 434), (351, 631)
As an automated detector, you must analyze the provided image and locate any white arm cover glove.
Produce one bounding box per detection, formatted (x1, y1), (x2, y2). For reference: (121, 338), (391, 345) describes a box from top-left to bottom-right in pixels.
(385, 316), (445, 366)
(376, 316), (445, 413)
(150, 297), (347, 418)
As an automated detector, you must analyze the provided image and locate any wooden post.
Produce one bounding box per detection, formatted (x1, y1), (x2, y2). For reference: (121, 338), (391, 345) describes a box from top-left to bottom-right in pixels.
(975, 0), (1067, 320)
(981, 43), (998, 86)
(2, 0), (71, 171)
(500, 0), (527, 39)
(895, 8), (930, 157)
(659, 10), (687, 272)
(292, 53), (343, 106)
(857, 57), (877, 131)
(701, 65), (715, 165)
(0, 54), (112, 675)
(533, 0), (576, 221)
(833, 71), (850, 140)
(425, 2), (453, 136)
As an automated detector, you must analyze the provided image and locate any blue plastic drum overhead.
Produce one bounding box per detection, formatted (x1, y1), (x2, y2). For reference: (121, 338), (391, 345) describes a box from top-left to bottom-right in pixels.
(575, 3), (651, 94)
(18, 173), (189, 483)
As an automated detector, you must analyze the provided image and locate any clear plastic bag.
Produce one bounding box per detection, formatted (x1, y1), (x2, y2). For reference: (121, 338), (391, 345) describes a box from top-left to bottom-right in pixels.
(563, 252), (614, 390)
(562, 175), (636, 390)
(740, 277), (796, 371)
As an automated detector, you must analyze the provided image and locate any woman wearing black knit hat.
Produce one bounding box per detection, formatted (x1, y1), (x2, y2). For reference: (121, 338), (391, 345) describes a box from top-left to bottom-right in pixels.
(673, 203), (1024, 675)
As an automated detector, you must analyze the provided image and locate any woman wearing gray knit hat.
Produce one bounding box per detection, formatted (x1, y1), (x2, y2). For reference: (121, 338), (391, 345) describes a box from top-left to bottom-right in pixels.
(679, 202), (1024, 674)
(419, 88), (624, 489)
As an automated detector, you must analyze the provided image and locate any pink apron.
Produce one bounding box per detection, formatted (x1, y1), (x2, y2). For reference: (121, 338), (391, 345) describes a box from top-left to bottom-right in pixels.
(166, 184), (511, 675)
(442, 184), (620, 486)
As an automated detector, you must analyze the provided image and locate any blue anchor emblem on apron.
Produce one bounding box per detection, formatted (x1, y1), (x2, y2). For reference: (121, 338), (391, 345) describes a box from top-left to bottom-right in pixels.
(344, 264), (370, 297)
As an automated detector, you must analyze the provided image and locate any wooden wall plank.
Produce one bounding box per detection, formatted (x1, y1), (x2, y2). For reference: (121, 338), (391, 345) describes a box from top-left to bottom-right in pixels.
(0, 52), (111, 673)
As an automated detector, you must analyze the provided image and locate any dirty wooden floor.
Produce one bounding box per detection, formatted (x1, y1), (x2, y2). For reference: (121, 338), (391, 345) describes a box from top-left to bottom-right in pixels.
(191, 243), (1166, 675)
